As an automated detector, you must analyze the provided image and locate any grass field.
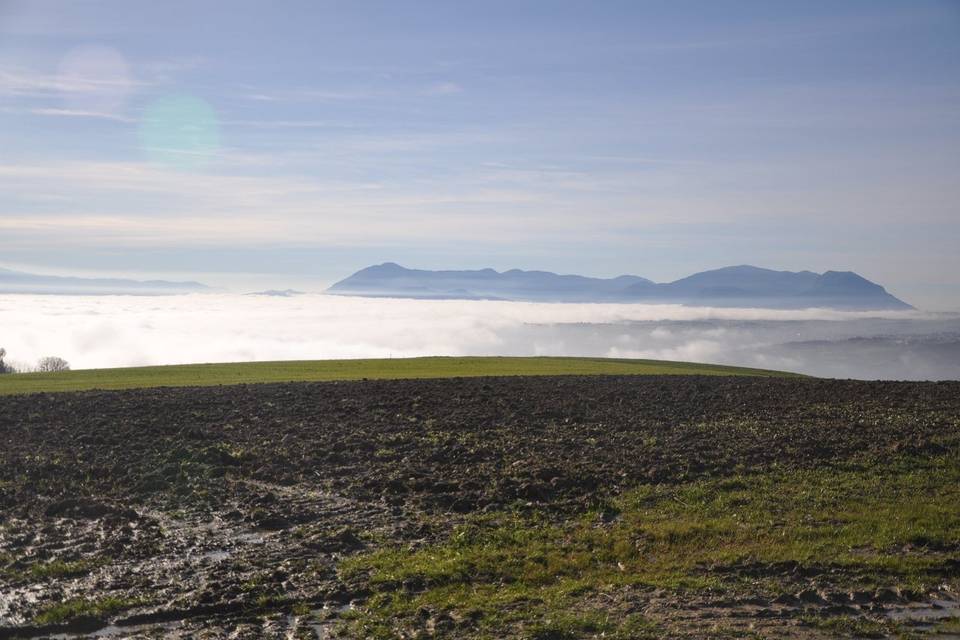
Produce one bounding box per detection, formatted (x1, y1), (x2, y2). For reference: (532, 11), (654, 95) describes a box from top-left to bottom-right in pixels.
(340, 454), (960, 639)
(0, 356), (796, 395)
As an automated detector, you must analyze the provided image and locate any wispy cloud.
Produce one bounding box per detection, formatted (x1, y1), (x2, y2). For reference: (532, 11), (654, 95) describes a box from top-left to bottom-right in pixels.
(28, 107), (136, 123)
(236, 86), (383, 103)
(237, 79), (464, 104)
(221, 119), (363, 129)
(3, 142), (952, 254)
(0, 160), (557, 247)
(0, 66), (139, 98)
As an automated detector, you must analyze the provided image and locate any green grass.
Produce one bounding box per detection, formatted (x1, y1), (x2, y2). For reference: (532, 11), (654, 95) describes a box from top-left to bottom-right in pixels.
(338, 455), (960, 638)
(1, 558), (98, 583)
(935, 618), (960, 634)
(0, 356), (796, 396)
(32, 596), (145, 625)
(800, 615), (897, 638)
(28, 559), (97, 580)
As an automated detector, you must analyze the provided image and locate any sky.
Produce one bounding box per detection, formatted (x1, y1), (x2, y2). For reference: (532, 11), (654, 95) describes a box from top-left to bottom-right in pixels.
(1, 0), (958, 308)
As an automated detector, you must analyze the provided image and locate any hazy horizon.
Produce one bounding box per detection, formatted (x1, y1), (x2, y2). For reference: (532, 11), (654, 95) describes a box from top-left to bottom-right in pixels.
(0, 258), (942, 312)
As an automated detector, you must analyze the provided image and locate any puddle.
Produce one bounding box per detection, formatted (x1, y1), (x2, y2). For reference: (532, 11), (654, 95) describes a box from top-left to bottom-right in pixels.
(41, 625), (134, 639)
(20, 606), (355, 640)
(20, 604), (358, 639)
(1, 482), (391, 638)
(235, 532), (265, 545)
(308, 603), (353, 640)
(31, 620), (181, 639)
(886, 598), (960, 623)
(200, 549), (230, 562)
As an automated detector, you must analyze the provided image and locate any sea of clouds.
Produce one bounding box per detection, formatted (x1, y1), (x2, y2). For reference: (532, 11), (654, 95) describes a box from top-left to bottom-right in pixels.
(2, 293), (959, 380)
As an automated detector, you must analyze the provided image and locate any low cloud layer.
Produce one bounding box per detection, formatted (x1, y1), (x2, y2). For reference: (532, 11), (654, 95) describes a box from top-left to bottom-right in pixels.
(1, 293), (958, 380)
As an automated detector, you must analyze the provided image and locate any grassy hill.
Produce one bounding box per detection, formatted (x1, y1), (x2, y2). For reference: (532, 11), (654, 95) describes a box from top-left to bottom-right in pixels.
(0, 356), (797, 396)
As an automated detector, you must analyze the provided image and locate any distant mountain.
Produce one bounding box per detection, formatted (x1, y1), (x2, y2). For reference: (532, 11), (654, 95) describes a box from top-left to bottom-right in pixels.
(328, 263), (913, 310)
(245, 289), (306, 297)
(0, 267), (210, 295)
(328, 262), (653, 303)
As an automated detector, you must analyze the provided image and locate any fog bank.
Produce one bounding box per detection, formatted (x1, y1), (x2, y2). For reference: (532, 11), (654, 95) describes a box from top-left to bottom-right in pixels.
(1, 293), (957, 380)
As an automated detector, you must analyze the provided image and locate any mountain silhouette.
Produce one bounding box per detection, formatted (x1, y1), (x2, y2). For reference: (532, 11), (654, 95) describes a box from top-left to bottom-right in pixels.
(0, 267), (209, 295)
(328, 263), (913, 310)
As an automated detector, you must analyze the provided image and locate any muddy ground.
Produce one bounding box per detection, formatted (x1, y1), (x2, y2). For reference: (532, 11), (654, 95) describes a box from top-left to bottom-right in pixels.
(1, 376), (958, 638)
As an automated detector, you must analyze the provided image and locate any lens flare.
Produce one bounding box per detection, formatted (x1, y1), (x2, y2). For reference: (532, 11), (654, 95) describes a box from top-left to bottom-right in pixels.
(139, 95), (220, 170)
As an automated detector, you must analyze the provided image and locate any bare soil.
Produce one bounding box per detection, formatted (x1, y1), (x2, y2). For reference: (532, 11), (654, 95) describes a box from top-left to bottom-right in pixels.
(1, 376), (958, 638)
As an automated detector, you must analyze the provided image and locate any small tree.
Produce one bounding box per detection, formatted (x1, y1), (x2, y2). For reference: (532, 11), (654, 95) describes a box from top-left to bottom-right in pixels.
(36, 356), (70, 373)
(0, 347), (8, 374)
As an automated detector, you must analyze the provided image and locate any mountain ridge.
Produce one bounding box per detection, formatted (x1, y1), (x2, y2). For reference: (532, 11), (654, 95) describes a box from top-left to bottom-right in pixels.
(0, 267), (210, 295)
(328, 263), (913, 310)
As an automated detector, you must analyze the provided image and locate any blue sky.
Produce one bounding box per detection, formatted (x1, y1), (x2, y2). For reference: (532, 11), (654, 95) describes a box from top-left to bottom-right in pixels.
(1, 0), (958, 308)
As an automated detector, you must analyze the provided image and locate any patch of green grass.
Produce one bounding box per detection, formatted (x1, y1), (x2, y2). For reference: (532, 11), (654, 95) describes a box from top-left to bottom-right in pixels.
(800, 614), (914, 639)
(525, 611), (660, 640)
(29, 559), (97, 580)
(1, 558), (98, 582)
(33, 596), (144, 625)
(339, 455), (960, 637)
(934, 618), (960, 634)
(0, 356), (798, 396)
(254, 593), (293, 609)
